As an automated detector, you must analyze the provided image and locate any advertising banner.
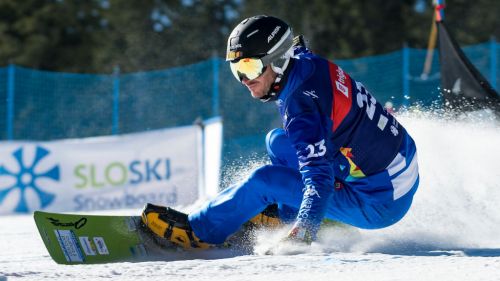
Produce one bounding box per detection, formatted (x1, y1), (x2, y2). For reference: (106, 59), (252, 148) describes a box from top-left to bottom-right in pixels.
(0, 125), (201, 214)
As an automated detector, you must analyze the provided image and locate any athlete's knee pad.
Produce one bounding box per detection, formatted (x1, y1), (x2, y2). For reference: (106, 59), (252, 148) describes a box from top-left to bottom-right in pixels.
(265, 128), (298, 168)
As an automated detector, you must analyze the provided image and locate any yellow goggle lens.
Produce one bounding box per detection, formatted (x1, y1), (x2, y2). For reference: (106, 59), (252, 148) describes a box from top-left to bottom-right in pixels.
(230, 58), (265, 81)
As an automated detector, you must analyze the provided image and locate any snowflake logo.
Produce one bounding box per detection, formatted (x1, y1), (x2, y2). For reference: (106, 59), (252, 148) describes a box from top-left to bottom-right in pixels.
(0, 146), (60, 213)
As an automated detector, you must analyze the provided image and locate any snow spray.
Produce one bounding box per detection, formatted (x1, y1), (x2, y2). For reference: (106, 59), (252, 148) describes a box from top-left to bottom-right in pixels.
(253, 109), (500, 254)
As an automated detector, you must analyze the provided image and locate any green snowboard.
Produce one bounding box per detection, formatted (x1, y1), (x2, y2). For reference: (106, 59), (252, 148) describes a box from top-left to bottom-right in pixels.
(34, 211), (353, 264)
(34, 211), (182, 264)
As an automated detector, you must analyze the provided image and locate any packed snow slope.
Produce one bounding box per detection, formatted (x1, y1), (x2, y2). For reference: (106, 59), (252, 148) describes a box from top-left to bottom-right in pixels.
(0, 110), (499, 281)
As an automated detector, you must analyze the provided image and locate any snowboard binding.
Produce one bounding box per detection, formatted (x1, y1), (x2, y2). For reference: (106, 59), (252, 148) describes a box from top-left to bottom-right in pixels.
(141, 203), (283, 251)
(246, 204), (282, 229)
(141, 203), (210, 250)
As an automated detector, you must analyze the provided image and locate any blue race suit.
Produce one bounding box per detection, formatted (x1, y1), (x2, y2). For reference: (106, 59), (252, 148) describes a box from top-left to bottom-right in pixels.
(188, 48), (419, 244)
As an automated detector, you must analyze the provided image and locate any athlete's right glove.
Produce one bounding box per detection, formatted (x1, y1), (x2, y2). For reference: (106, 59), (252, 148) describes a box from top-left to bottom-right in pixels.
(284, 222), (315, 245)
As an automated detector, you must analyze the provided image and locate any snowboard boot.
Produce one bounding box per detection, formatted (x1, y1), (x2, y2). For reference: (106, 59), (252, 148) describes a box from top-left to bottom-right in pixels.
(247, 204), (282, 229)
(141, 203), (210, 250)
(223, 204), (283, 251)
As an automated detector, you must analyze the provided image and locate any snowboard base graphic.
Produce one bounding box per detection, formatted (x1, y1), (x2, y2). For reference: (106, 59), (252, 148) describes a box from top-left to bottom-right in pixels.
(34, 211), (187, 264)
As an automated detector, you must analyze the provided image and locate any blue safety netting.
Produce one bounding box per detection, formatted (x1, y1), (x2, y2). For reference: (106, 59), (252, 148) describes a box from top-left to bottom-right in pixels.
(0, 67), (6, 140)
(0, 42), (498, 166)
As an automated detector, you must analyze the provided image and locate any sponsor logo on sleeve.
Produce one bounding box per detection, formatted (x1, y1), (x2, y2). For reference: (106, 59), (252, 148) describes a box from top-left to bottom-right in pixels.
(302, 90), (318, 99)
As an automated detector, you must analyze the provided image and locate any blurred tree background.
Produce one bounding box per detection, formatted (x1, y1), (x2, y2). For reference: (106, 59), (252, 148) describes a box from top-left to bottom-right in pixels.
(0, 0), (498, 73)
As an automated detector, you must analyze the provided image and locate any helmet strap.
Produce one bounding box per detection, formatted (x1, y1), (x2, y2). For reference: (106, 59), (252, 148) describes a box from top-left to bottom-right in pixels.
(259, 74), (283, 102)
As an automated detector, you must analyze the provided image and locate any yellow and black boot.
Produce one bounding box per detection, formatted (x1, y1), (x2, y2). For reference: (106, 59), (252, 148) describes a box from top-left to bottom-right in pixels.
(247, 204), (282, 229)
(224, 204), (283, 250)
(141, 203), (210, 250)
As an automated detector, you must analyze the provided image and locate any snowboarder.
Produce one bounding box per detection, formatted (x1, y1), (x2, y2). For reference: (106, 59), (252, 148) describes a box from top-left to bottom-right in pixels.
(142, 15), (420, 249)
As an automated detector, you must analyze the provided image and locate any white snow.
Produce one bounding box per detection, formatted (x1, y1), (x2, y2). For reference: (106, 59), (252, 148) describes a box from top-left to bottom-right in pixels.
(1, 110), (500, 281)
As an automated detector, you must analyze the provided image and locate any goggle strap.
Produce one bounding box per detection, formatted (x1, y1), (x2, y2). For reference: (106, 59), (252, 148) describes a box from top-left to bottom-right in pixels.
(261, 28), (293, 66)
(271, 56), (291, 75)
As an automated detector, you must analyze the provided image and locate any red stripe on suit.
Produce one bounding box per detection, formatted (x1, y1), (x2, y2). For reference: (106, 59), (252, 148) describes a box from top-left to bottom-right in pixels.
(328, 62), (352, 131)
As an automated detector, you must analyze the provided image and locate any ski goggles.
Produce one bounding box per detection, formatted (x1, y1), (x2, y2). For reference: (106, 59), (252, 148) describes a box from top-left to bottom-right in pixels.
(229, 57), (267, 81)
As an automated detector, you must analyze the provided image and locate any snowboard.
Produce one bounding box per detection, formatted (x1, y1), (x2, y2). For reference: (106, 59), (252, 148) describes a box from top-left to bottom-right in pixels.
(34, 210), (357, 264)
(34, 211), (185, 264)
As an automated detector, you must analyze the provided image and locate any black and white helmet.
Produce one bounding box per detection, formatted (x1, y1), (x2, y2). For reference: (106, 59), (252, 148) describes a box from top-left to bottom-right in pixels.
(226, 15), (294, 101)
